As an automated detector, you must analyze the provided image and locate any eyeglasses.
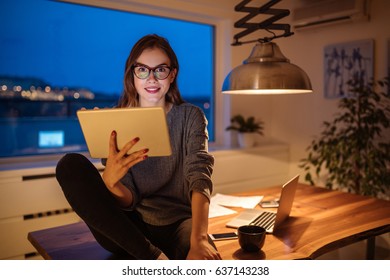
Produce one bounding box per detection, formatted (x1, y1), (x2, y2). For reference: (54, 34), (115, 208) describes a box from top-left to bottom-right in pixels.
(132, 64), (172, 80)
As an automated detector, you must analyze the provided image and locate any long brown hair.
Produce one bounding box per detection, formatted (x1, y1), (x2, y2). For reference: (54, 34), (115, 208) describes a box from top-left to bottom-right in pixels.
(118, 34), (185, 108)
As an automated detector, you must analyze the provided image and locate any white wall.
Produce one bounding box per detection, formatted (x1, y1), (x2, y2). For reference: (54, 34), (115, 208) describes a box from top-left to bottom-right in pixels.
(229, 0), (390, 182)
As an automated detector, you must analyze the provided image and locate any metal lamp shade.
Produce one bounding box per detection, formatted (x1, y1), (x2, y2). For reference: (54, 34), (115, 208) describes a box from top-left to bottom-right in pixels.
(222, 42), (313, 94)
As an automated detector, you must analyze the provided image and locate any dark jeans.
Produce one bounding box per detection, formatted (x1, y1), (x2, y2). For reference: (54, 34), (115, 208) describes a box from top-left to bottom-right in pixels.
(55, 153), (197, 260)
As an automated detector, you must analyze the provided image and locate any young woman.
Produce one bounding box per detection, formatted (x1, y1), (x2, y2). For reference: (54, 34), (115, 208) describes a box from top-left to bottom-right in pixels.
(56, 34), (221, 260)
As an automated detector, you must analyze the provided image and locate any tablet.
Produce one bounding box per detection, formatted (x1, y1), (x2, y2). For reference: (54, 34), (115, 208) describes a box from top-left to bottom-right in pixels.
(77, 107), (172, 158)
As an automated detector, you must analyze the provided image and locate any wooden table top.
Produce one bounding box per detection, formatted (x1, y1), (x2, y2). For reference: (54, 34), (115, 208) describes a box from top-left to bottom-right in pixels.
(209, 183), (390, 260)
(28, 183), (390, 260)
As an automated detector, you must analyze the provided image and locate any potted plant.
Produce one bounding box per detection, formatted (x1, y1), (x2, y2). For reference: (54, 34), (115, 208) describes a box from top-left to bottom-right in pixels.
(300, 77), (390, 198)
(226, 114), (264, 148)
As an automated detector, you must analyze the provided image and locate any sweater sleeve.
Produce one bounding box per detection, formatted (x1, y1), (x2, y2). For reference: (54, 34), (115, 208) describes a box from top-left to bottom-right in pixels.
(183, 106), (214, 201)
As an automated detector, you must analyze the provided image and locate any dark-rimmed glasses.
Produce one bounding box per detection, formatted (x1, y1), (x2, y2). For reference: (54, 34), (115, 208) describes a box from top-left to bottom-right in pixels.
(132, 64), (172, 80)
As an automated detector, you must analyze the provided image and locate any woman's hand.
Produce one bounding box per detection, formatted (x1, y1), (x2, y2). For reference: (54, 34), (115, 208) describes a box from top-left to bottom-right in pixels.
(186, 239), (222, 260)
(102, 130), (148, 206)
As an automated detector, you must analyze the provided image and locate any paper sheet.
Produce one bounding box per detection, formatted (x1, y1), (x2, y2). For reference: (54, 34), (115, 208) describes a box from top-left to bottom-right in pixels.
(208, 202), (237, 218)
(211, 193), (263, 209)
(208, 193), (264, 218)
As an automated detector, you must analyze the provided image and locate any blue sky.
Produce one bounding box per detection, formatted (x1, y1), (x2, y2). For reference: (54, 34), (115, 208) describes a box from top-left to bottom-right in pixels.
(0, 0), (214, 98)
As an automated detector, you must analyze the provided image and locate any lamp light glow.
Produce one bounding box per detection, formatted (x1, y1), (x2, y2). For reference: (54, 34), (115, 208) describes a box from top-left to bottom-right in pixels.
(222, 42), (313, 94)
(222, 0), (313, 95)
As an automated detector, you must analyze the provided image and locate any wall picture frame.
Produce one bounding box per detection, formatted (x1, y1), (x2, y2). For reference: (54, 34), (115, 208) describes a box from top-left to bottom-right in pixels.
(324, 39), (374, 99)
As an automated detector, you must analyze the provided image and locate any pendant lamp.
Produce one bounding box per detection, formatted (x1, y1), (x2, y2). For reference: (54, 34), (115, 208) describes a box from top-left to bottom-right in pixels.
(222, 0), (313, 95)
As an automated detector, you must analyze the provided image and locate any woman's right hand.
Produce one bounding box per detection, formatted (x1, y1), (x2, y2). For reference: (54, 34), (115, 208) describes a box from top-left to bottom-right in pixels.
(102, 130), (148, 204)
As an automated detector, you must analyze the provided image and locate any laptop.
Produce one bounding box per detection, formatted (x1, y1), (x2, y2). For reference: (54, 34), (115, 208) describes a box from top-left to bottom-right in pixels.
(226, 175), (299, 233)
(77, 107), (172, 158)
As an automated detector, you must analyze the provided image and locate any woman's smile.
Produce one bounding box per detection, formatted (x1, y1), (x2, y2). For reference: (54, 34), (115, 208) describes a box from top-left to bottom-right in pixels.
(145, 86), (160, 94)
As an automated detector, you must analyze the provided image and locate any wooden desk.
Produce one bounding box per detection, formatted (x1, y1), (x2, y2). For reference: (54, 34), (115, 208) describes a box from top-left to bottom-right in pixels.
(210, 183), (390, 260)
(28, 183), (390, 260)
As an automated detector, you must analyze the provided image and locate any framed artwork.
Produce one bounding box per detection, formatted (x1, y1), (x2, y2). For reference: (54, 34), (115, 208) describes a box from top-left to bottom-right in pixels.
(324, 39), (374, 98)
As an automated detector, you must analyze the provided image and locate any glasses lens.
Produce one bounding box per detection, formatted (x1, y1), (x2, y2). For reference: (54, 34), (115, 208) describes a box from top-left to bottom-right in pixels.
(133, 65), (171, 80)
(153, 66), (171, 80)
(134, 66), (150, 79)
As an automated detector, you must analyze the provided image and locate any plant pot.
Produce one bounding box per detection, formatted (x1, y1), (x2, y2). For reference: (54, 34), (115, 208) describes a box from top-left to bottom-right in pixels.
(238, 133), (256, 148)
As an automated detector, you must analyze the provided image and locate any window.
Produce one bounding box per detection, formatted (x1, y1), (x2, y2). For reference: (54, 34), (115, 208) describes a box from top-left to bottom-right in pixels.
(0, 0), (215, 158)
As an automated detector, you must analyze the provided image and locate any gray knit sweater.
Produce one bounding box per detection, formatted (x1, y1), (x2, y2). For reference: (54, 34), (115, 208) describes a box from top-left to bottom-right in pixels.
(119, 103), (214, 226)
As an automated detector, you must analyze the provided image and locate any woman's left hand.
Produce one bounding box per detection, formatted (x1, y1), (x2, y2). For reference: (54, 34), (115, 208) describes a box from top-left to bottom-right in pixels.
(186, 239), (222, 260)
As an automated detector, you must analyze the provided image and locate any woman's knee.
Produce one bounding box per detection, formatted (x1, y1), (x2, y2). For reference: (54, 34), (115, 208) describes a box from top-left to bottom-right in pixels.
(57, 153), (89, 172)
(56, 153), (94, 177)
(55, 153), (101, 192)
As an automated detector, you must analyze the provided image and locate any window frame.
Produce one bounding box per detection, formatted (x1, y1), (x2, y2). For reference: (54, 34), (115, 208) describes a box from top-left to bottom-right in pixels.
(0, 0), (233, 165)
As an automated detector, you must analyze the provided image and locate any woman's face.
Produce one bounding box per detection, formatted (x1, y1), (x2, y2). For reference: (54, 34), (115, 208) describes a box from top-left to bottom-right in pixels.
(133, 47), (176, 108)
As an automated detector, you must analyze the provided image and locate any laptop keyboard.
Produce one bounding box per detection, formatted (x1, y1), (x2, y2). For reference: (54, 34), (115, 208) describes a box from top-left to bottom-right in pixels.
(250, 211), (276, 231)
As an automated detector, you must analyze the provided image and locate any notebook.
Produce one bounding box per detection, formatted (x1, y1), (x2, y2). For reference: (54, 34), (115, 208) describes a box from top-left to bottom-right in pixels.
(226, 175), (299, 233)
(77, 107), (172, 158)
